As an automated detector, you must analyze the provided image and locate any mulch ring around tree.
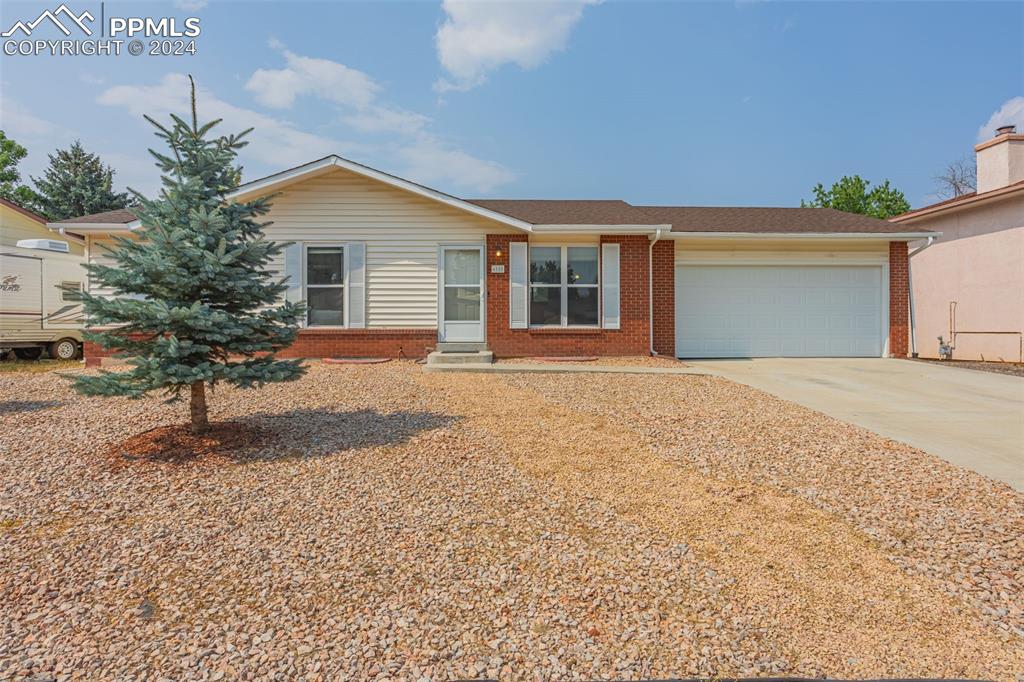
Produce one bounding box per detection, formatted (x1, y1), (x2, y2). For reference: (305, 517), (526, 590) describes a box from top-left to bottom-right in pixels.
(103, 422), (268, 469)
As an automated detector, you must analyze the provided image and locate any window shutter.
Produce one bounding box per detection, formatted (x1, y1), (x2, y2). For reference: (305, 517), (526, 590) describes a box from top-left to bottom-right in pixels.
(347, 241), (366, 328)
(601, 243), (620, 329)
(283, 242), (303, 302)
(509, 241), (528, 329)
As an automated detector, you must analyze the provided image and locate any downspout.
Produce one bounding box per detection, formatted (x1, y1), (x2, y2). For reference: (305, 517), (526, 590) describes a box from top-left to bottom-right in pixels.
(907, 235), (936, 357)
(649, 228), (662, 356)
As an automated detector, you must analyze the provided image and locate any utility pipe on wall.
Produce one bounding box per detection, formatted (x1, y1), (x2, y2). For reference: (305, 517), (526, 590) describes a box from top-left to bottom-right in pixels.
(648, 228), (662, 356)
(907, 235), (935, 357)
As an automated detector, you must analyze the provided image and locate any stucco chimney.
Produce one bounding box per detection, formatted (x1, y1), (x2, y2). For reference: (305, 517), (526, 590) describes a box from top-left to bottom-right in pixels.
(975, 124), (1024, 193)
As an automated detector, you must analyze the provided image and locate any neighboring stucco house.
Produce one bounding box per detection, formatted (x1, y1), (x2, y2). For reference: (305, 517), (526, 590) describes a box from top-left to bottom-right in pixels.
(891, 125), (1024, 362)
(49, 156), (936, 362)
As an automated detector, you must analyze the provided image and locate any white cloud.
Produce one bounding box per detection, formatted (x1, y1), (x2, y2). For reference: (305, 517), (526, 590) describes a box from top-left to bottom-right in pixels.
(397, 137), (515, 193)
(435, 0), (599, 92)
(342, 107), (429, 136)
(97, 72), (513, 194)
(0, 96), (69, 138)
(246, 47), (379, 109)
(978, 96), (1024, 141)
(239, 46), (512, 192)
(97, 73), (360, 175)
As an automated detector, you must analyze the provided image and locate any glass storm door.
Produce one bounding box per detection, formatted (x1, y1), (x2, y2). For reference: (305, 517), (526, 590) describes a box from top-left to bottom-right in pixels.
(439, 246), (484, 342)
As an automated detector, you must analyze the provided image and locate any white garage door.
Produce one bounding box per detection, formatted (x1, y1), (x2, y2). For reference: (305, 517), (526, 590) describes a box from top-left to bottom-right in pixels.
(675, 265), (884, 358)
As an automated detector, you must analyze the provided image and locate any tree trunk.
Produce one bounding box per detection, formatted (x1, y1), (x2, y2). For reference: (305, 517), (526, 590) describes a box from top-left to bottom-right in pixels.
(190, 381), (210, 434)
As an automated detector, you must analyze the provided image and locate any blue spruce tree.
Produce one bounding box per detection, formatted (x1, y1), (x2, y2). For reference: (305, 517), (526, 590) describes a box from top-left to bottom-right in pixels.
(75, 80), (305, 433)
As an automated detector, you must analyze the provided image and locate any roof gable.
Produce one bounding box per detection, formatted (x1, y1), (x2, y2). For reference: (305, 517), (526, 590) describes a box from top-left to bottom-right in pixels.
(229, 155), (534, 233)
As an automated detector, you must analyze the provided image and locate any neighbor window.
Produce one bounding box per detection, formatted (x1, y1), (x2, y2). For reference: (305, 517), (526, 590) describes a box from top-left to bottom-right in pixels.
(305, 246), (344, 326)
(529, 245), (599, 327)
(60, 281), (83, 302)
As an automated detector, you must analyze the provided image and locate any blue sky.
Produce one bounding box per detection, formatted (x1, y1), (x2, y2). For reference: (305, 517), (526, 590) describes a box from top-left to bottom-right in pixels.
(1, 0), (1021, 209)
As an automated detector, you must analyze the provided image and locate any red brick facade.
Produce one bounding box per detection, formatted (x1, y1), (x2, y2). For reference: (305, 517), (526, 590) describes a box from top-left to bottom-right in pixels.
(84, 328), (437, 366)
(484, 234), (651, 357)
(279, 328), (436, 360)
(82, 236), (912, 363)
(888, 240), (910, 358)
(650, 239), (675, 357)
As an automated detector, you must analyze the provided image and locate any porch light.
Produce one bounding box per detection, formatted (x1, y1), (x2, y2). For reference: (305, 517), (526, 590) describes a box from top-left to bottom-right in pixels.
(494, 248), (503, 259)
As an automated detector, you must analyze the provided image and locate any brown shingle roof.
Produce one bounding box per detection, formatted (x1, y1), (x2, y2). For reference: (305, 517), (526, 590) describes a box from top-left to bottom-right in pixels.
(52, 208), (137, 224)
(466, 199), (651, 225)
(468, 199), (915, 233)
(638, 206), (913, 234)
(53, 196), (926, 235)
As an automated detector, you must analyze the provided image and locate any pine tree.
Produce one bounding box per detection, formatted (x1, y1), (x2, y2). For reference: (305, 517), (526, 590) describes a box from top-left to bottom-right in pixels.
(74, 80), (305, 434)
(31, 140), (132, 220)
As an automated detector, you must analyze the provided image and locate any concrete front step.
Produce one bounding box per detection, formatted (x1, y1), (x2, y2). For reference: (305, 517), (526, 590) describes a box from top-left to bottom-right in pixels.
(435, 342), (489, 353)
(426, 350), (494, 365)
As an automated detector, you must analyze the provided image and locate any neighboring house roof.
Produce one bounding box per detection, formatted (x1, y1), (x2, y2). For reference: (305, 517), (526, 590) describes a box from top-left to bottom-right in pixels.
(49, 155), (937, 238)
(0, 197), (47, 224)
(640, 206), (914, 234)
(890, 179), (1024, 223)
(2, 197), (85, 243)
(50, 206), (139, 225)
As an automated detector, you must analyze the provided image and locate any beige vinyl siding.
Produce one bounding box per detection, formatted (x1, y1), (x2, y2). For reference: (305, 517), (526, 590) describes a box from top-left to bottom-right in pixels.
(675, 238), (889, 264)
(86, 235), (127, 299)
(1, 205), (85, 256)
(262, 168), (504, 328)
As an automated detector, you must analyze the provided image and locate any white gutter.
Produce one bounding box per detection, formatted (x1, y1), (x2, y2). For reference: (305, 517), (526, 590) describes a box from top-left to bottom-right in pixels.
(668, 231), (941, 240)
(648, 228), (662, 356)
(48, 226), (85, 244)
(47, 221), (140, 232)
(907, 235), (937, 357)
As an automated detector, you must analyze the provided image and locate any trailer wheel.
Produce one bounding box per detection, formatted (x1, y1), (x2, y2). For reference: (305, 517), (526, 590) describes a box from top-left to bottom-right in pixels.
(14, 347), (43, 361)
(49, 338), (80, 360)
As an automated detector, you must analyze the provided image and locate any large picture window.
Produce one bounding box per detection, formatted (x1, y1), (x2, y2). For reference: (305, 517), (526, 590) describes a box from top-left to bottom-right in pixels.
(306, 246), (344, 326)
(529, 245), (599, 327)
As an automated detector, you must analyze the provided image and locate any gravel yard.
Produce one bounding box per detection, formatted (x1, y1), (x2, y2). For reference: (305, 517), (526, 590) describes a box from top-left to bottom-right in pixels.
(910, 357), (1024, 377)
(1, 362), (1022, 680)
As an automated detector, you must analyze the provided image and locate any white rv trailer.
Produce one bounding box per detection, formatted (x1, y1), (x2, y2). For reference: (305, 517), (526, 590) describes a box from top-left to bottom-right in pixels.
(0, 239), (85, 360)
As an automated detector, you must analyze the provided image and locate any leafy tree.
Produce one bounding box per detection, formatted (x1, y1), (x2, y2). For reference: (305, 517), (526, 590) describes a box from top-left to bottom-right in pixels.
(74, 80), (305, 434)
(0, 131), (44, 212)
(31, 140), (132, 220)
(801, 174), (910, 219)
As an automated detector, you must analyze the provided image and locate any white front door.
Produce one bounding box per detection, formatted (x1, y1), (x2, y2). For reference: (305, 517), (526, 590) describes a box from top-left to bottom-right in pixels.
(439, 246), (484, 342)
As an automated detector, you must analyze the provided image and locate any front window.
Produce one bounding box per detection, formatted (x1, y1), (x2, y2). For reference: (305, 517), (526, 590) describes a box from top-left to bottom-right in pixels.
(529, 245), (599, 327)
(306, 246), (344, 326)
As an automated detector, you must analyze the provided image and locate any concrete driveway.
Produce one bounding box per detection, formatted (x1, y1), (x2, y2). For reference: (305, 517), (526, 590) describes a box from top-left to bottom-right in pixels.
(687, 358), (1024, 490)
